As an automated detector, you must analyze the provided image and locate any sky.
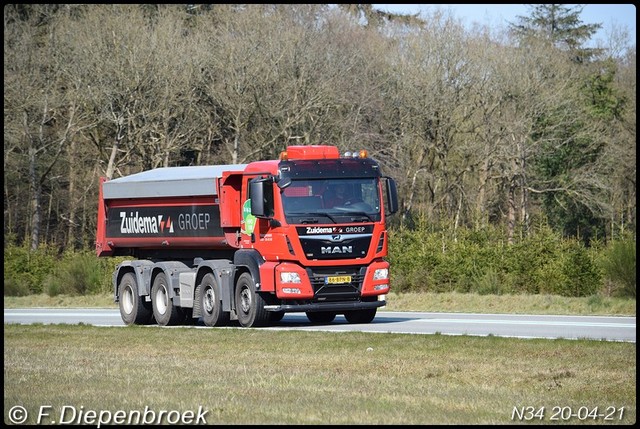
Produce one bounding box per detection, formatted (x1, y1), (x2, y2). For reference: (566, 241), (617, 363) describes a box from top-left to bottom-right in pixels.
(372, 4), (636, 47)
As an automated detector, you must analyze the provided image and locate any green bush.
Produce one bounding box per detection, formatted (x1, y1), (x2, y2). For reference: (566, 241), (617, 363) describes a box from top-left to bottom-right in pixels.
(473, 268), (512, 296)
(600, 237), (636, 298)
(388, 220), (622, 298)
(502, 224), (561, 294)
(535, 239), (601, 297)
(4, 244), (118, 297)
(388, 221), (444, 292)
(3, 244), (58, 295)
(561, 241), (602, 297)
(45, 251), (118, 296)
(4, 277), (32, 296)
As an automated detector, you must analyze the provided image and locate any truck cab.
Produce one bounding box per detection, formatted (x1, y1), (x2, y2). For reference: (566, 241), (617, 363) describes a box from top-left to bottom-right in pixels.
(238, 146), (398, 326)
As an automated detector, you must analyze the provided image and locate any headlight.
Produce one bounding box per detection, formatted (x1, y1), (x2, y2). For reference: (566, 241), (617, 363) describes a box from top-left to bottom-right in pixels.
(373, 268), (389, 280)
(280, 272), (301, 284)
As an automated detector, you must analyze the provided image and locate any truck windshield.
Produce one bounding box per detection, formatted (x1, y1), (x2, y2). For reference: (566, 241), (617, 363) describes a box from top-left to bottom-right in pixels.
(281, 178), (381, 223)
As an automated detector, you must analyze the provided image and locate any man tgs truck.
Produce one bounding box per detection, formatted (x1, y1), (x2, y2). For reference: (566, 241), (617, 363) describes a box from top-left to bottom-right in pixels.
(96, 145), (398, 327)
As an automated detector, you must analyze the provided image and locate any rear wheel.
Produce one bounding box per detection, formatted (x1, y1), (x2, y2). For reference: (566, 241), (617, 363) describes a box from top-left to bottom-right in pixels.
(306, 311), (337, 324)
(199, 273), (230, 327)
(344, 308), (377, 324)
(235, 272), (270, 327)
(118, 272), (153, 325)
(151, 273), (183, 326)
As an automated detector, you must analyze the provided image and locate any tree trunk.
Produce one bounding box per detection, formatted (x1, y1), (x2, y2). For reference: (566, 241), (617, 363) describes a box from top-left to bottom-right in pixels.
(506, 180), (516, 245)
(25, 108), (41, 250)
(475, 158), (490, 229)
(66, 138), (77, 249)
(29, 145), (41, 250)
(105, 139), (119, 179)
(403, 145), (426, 221)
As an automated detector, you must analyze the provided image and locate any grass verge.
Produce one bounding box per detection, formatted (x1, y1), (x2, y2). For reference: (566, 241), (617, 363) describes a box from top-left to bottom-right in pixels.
(4, 324), (636, 425)
(4, 292), (636, 316)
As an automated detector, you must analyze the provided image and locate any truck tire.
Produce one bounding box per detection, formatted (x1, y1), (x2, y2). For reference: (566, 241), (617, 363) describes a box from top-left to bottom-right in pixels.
(118, 272), (153, 325)
(306, 311), (336, 324)
(151, 272), (183, 326)
(235, 272), (270, 328)
(199, 273), (230, 327)
(344, 308), (377, 324)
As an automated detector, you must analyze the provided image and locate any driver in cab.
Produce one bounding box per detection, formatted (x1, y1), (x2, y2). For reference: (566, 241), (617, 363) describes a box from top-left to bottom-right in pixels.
(325, 184), (350, 207)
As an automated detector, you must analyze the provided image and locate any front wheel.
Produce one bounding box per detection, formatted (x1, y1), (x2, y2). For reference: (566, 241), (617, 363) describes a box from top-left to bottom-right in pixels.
(344, 308), (377, 324)
(235, 272), (270, 328)
(151, 273), (184, 326)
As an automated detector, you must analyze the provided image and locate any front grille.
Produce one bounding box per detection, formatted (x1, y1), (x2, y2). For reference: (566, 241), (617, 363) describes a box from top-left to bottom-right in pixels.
(297, 230), (373, 260)
(306, 267), (366, 301)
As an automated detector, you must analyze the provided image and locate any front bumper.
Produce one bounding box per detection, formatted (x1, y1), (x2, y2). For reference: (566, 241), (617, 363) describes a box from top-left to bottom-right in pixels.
(263, 298), (386, 313)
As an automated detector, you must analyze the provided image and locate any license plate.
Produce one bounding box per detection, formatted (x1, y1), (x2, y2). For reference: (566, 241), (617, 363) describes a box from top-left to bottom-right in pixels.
(325, 275), (351, 284)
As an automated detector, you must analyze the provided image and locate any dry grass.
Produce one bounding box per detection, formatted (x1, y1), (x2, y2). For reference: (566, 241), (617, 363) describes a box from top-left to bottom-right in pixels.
(383, 291), (637, 316)
(4, 324), (636, 425)
(4, 293), (117, 308)
(4, 291), (636, 316)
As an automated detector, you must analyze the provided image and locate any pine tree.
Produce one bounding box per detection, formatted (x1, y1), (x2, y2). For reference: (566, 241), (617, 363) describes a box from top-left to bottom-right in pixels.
(509, 4), (602, 63)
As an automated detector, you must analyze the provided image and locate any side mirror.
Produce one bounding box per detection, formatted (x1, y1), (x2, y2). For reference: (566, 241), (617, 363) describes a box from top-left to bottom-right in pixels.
(385, 177), (398, 215)
(249, 177), (274, 218)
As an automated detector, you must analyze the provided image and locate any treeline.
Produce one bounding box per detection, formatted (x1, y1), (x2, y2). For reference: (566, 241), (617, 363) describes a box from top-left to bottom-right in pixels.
(4, 4), (636, 253)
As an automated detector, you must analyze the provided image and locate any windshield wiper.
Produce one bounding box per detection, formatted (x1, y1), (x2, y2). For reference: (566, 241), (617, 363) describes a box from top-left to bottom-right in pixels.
(288, 212), (338, 224)
(288, 211), (374, 223)
(299, 218), (318, 224)
(347, 211), (374, 222)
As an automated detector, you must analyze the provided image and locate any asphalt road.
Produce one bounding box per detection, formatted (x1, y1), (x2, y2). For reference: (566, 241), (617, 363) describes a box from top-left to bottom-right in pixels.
(4, 308), (635, 342)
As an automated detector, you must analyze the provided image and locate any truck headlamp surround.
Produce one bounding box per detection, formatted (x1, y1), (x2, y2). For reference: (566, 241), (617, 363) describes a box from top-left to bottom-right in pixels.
(280, 272), (302, 284)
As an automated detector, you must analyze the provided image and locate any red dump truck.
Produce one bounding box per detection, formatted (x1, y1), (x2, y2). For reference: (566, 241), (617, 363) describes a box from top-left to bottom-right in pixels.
(96, 145), (398, 327)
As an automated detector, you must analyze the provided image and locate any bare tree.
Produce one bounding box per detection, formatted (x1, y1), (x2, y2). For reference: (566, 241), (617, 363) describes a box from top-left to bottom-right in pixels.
(380, 9), (475, 227)
(4, 5), (87, 249)
(63, 5), (203, 176)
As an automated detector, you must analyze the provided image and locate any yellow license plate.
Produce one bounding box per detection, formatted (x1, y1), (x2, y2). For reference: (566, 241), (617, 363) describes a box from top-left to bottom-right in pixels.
(326, 276), (351, 284)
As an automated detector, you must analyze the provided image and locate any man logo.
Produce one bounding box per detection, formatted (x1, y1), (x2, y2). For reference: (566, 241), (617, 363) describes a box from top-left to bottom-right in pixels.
(321, 246), (352, 254)
(331, 234), (342, 242)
